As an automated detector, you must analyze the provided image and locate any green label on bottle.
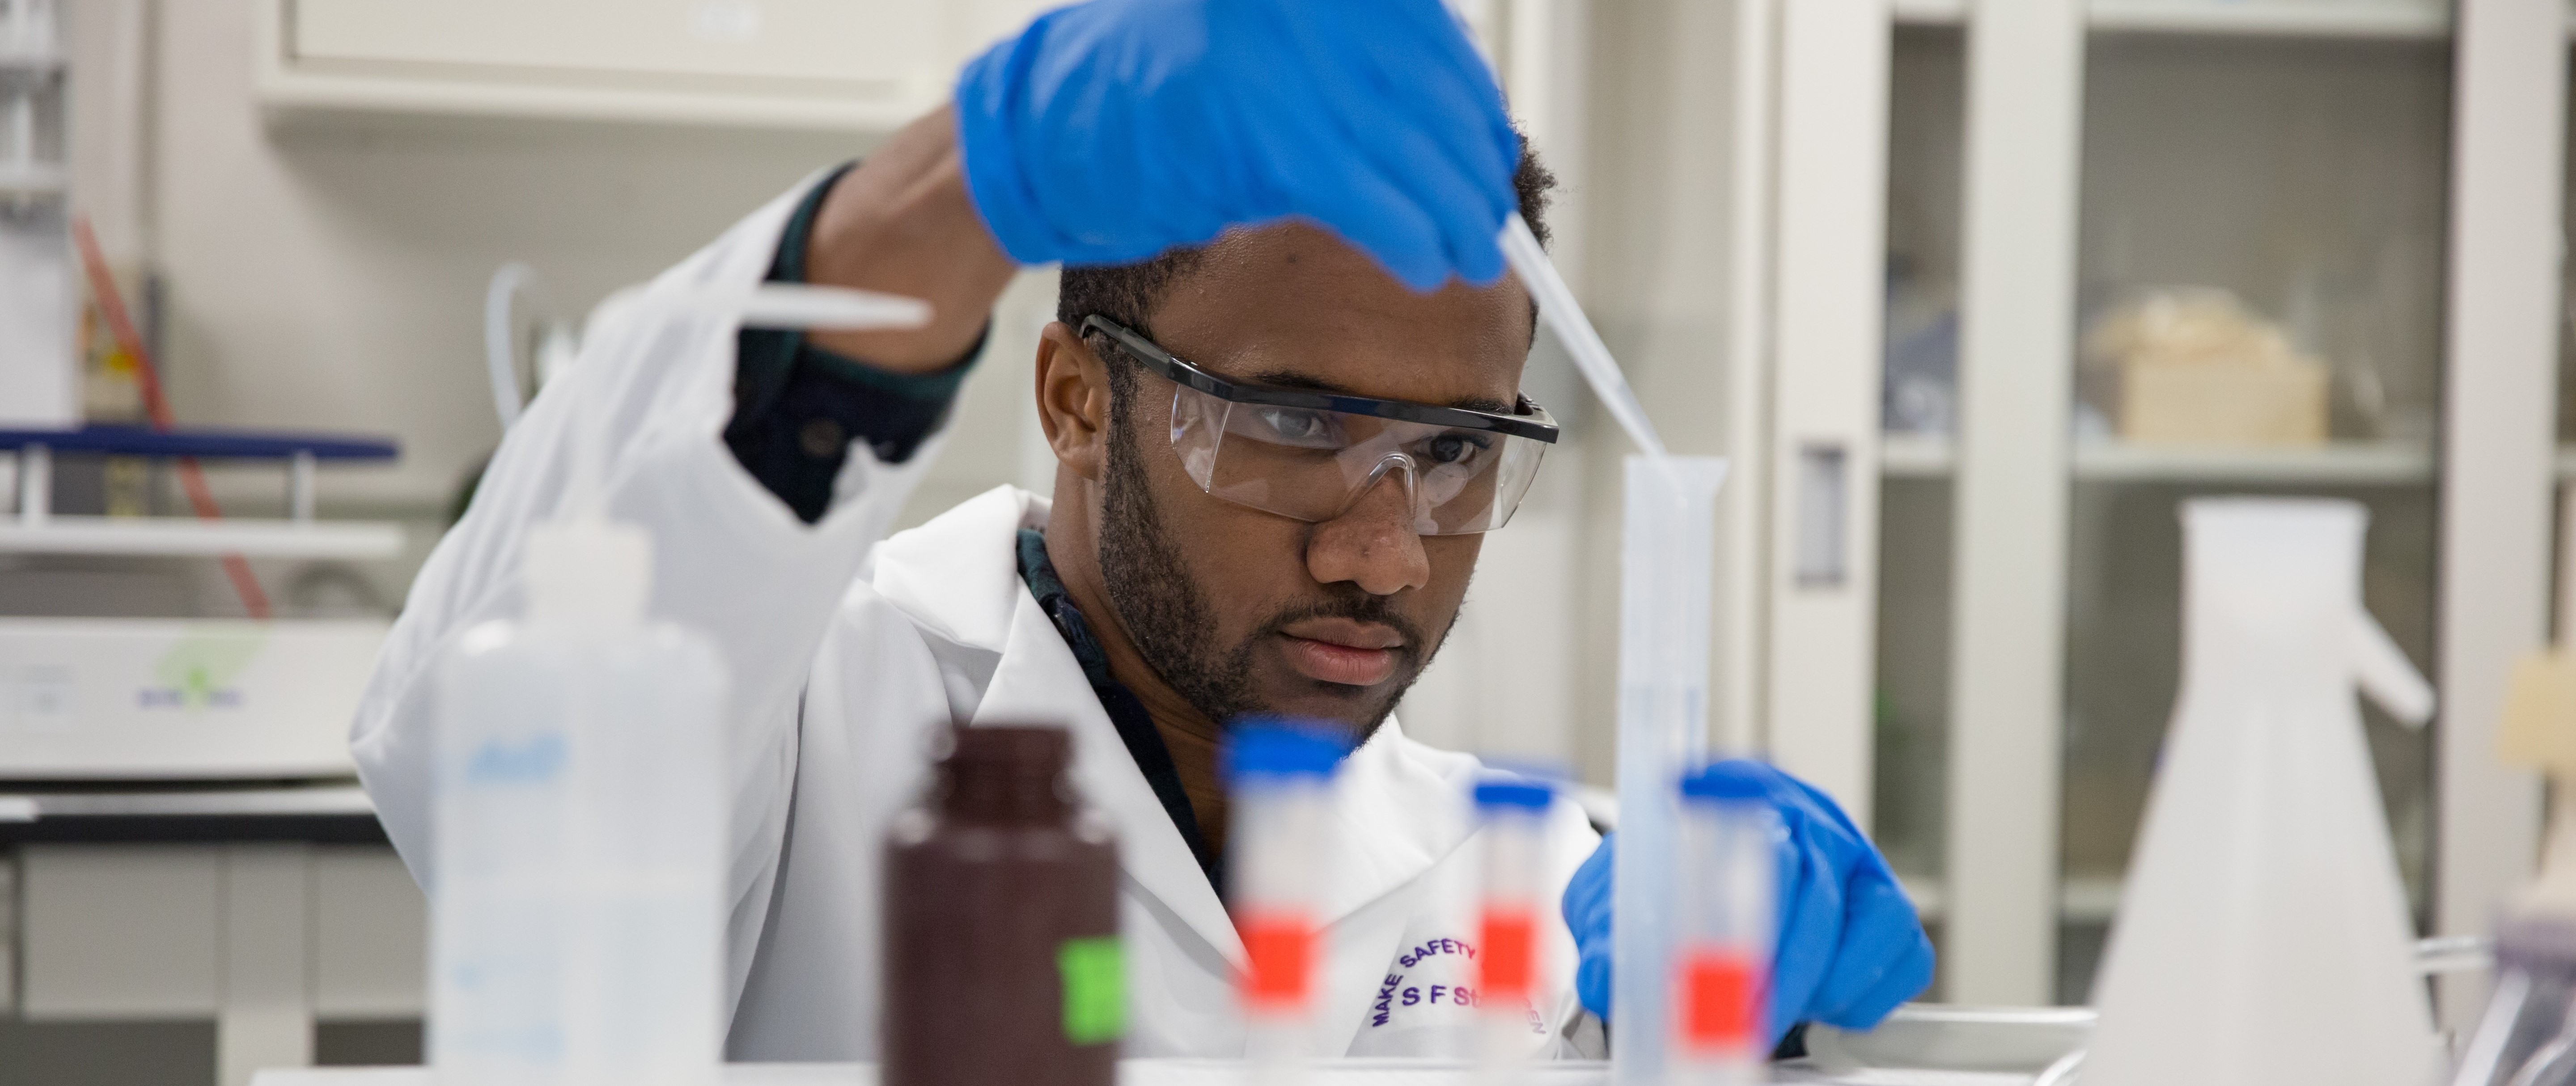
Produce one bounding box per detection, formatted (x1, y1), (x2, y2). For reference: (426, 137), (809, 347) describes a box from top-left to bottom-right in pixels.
(1056, 936), (1126, 1046)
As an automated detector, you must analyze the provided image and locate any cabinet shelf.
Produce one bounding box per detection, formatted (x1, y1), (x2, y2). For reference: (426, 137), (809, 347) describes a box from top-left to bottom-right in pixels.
(1881, 436), (2438, 484)
(0, 46), (62, 71)
(1891, 0), (1968, 24)
(1894, 0), (2451, 38)
(2091, 0), (2449, 38)
(0, 162), (67, 195)
(1897, 874), (2126, 924)
(0, 516), (404, 559)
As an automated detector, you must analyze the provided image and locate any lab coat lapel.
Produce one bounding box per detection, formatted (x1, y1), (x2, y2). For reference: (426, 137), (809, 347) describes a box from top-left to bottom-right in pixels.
(868, 485), (1033, 654)
(967, 586), (1248, 968)
(1320, 720), (1476, 925)
(875, 485), (1241, 965)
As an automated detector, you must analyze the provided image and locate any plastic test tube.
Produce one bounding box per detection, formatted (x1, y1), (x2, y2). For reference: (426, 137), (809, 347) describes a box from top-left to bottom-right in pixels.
(1674, 764), (1778, 1086)
(1473, 776), (1555, 1080)
(1227, 720), (1350, 1086)
(1612, 454), (1731, 1086)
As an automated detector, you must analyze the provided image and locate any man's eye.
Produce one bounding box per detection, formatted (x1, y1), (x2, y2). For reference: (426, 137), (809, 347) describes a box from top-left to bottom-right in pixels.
(1251, 408), (1340, 446)
(1420, 431), (1492, 466)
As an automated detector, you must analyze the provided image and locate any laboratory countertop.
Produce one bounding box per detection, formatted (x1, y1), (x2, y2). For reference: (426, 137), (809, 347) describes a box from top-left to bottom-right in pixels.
(0, 780), (386, 845)
(251, 1061), (2034, 1086)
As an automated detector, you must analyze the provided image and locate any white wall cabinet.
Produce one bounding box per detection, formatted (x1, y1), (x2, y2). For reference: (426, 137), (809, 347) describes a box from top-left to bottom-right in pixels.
(1724, 0), (2569, 1017)
(256, 0), (1058, 131)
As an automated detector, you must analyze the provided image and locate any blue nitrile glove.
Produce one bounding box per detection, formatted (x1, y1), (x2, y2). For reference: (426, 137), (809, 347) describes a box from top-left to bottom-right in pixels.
(953, 0), (1520, 291)
(1563, 761), (1935, 1047)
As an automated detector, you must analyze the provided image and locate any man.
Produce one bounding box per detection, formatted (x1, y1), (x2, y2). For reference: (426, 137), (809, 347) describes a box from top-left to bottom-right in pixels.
(353, 0), (1930, 1061)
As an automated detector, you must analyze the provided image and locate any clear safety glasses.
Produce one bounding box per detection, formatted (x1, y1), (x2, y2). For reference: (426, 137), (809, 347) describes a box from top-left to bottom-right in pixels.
(1083, 316), (1559, 536)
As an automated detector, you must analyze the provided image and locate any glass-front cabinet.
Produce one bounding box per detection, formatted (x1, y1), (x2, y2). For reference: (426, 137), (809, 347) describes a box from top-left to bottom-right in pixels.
(1432, 0), (2561, 1022)
(1793, 0), (2569, 1014)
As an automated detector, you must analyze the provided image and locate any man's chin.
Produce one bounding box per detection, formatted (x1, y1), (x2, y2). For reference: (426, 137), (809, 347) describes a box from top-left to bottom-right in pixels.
(1238, 671), (1408, 739)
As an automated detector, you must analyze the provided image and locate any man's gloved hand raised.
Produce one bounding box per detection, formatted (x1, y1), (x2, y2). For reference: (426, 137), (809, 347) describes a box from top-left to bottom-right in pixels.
(952, 0), (1521, 292)
(1560, 760), (1935, 1048)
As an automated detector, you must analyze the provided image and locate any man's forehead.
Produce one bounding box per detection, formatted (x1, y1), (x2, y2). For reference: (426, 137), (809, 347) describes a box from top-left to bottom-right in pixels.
(1145, 223), (1533, 411)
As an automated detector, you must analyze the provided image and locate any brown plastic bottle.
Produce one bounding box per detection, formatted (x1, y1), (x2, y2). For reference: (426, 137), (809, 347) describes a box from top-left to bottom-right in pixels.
(884, 725), (1122, 1086)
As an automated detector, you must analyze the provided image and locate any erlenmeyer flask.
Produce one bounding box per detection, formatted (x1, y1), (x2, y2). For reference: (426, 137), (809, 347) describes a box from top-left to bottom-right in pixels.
(2082, 497), (2437, 1086)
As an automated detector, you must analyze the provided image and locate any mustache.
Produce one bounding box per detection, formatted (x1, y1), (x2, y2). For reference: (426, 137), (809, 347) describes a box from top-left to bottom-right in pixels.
(1254, 594), (1430, 668)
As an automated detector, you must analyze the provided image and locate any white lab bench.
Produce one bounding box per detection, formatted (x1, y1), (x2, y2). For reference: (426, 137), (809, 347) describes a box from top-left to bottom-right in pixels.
(251, 1061), (2038, 1086)
(0, 786), (2080, 1086)
(1, 783), (428, 1086)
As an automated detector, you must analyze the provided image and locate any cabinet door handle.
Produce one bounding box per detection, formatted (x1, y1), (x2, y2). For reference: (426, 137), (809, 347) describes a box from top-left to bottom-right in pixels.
(1795, 442), (1848, 589)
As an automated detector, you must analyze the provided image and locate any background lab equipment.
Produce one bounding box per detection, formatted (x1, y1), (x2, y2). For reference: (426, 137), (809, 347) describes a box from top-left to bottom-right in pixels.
(0, 0), (402, 784)
(1, 426), (401, 779)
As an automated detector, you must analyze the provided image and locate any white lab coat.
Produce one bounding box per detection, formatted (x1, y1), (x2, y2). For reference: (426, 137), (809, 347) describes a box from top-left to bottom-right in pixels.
(351, 174), (1606, 1062)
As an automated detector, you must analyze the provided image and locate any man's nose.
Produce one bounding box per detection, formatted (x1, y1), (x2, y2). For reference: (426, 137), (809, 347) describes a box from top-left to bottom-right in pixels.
(1305, 464), (1432, 596)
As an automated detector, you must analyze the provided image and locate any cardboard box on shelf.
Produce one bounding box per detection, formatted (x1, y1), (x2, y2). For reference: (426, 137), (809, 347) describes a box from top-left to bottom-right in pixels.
(2085, 288), (2331, 448)
(2122, 356), (2328, 447)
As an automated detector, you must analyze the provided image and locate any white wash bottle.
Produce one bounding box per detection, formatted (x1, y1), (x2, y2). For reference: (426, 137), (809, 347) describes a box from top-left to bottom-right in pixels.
(430, 507), (729, 1086)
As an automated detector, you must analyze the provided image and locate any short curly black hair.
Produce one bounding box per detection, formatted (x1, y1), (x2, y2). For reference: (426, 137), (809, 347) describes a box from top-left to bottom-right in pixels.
(1056, 135), (1555, 341)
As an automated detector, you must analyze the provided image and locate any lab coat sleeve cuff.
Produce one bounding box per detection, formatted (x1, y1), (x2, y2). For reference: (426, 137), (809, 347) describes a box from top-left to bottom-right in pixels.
(726, 162), (988, 523)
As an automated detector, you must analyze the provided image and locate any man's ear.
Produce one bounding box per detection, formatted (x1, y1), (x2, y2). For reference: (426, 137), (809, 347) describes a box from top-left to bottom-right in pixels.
(1034, 322), (1113, 482)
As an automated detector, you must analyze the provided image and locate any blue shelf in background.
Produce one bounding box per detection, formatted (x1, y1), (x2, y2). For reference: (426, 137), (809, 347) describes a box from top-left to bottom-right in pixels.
(0, 424), (398, 462)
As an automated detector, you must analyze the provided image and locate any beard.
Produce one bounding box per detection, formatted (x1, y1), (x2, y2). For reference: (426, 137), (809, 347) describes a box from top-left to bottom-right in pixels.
(1096, 400), (1442, 740)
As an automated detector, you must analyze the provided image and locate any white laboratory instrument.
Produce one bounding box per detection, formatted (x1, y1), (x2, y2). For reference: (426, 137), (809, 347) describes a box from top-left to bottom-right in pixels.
(1610, 454), (1729, 1086)
(0, 616), (386, 777)
(0, 425), (405, 779)
(1673, 764), (1777, 1086)
(2082, 497), (2438, 1086)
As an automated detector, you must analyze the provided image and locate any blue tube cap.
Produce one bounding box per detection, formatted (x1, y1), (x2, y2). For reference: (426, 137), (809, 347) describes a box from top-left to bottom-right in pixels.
(1680, 759), (1773, 803)
(1224, 717), (1355, 785)
(1473, 776), (1555, 811)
